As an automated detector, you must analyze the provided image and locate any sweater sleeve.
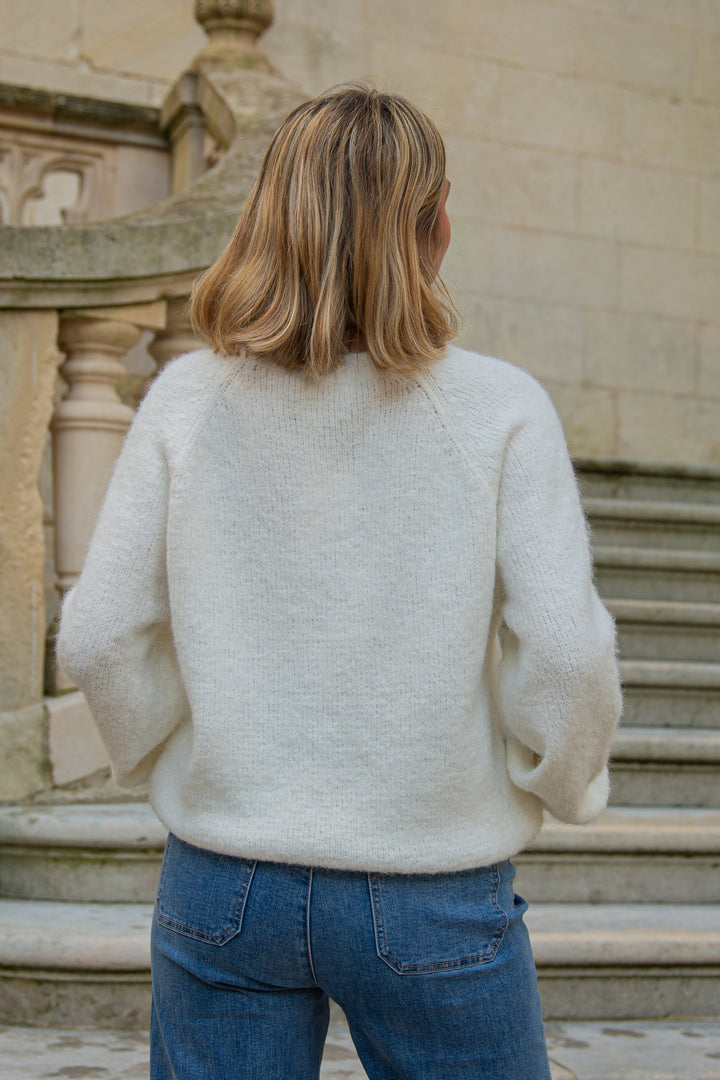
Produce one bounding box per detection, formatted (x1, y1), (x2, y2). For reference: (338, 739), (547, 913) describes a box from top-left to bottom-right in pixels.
(56, 375), (190, 787)
(495, 378), (622, 824)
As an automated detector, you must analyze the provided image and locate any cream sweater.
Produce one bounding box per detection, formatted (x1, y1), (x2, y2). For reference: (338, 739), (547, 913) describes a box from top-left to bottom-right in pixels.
(58, 344), (622, 873)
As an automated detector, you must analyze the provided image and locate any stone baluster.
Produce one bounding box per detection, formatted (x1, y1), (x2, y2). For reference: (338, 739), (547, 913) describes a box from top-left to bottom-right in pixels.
(148, 296), (204, 372)
(52, 315), (141, 604)
(193, 0), (274, 70)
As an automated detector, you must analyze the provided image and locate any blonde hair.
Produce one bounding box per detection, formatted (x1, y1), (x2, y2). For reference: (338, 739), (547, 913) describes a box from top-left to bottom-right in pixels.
(191, 84), (457, 378)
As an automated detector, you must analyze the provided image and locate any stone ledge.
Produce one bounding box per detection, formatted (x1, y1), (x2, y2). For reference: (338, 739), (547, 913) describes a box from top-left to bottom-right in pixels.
(0, 84), (162, 133)
(527, 903), (720, 967)
(0, 900), (151, 970)
(575, 456), (720, 483)
(2, 899), (719, 973)
(587, 497), (720, 525)
(0, 802), (165, 849)
(528, 807), (720, 853)
(620, 660), (720, 689)
(596, 546), (720, 572)
(612, 600), (720, 626)
(612, 726), (720, 761)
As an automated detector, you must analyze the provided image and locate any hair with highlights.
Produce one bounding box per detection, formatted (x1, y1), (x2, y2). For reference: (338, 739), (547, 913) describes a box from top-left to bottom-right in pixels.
(190, 84), (457, 378)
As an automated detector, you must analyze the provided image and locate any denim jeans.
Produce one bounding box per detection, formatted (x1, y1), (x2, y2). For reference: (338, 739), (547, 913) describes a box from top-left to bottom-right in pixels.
(150, 834), (551, 1079)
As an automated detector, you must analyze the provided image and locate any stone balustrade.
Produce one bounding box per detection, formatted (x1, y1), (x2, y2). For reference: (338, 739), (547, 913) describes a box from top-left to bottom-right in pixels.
(0, 0), (305, 798)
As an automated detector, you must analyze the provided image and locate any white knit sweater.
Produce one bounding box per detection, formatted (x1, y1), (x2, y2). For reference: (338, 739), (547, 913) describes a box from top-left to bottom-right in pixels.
(58, 344), (622, 873)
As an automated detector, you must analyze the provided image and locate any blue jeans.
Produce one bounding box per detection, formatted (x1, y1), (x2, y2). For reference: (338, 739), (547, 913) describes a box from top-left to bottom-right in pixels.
(150, 834), (551, 1079)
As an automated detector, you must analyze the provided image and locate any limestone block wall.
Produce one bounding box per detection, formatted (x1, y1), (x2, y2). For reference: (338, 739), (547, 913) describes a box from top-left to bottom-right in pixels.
(1, 0), (719, 460)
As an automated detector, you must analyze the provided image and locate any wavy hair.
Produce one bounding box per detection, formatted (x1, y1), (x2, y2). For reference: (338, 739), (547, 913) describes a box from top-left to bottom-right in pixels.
(190, 84), (457, 378)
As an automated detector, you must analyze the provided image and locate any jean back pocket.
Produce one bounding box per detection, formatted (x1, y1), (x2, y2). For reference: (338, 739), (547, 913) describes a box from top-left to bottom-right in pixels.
(368, 861), (511, 974)
(155, 833), (257, 945)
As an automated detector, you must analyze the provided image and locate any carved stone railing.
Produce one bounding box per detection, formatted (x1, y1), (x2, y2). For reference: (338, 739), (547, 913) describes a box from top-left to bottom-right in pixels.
(0, 0), (305, 797)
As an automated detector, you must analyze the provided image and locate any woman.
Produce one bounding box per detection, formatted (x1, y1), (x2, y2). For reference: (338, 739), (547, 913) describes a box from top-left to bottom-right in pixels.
(58, 84), (622, 1080)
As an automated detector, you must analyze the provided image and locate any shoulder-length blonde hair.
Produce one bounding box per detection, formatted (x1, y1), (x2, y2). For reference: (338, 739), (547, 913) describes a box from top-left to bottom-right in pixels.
(191, 84), (457, 378)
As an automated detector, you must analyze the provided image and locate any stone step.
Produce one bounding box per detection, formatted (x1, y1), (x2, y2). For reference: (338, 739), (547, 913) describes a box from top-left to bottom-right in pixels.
(612, 601), (720, 663)
(4, 802), (717, 906)
(3, 719), (719, 902)
(587, 498), (720, 552)
(515, 807), (720, 903)
(576, 456), (720, 506)
(620, 659), (720, 728)
(527, 902), (720, 1020)
(0, 899), (152, 1029)
(594, 546), (720, 603)
(1, 898), (717, 1025)
(622, 682), (720, 728)
(610, 726), (720, 807)
(0, 803), (166, 903)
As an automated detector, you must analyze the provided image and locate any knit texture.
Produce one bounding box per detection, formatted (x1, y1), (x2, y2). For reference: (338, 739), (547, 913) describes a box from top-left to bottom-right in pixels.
(58, 344), (622, 873)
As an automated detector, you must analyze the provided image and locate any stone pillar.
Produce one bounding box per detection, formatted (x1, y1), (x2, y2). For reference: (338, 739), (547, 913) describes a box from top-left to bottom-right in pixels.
(52, 315), (140, 601)
(0, 310), (60, 712)
(0, 310), (61, 796)
(148, 297), (204, 372)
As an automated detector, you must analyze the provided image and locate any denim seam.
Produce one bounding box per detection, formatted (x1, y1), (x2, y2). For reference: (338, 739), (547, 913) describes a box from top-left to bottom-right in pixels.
(368, 866), (509, 975)
(306, 867), (319, 986)
(490, 860), (510, 940)
(156, 835), (258, 945)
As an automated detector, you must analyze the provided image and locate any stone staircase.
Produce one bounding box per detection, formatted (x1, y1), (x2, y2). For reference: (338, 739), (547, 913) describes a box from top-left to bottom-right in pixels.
(518, 456), (720, 1019)
(0, 457), (718, 1031)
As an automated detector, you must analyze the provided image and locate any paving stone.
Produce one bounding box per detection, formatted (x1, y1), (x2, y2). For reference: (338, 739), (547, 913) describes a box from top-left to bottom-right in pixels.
(0, 1018), (719, 1079)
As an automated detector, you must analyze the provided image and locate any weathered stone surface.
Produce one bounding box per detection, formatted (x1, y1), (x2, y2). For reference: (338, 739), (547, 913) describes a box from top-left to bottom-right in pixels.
(612, 603), (720, 663)
(0, 53), (167, 109)
(610, 726), (720, 807)
(616, 391), (720, 465)
(517, 807), (720, 903)
(81, 0), (203, 84)
(623, 91), (720, 175)
(583, 310), (696, 396)
(575, 10), (694, 96)
(0, 66), (304, 307)
(587, 498), (720, 552)
(579, 159), (696, 248)
(540, 381), (619, 457)
(594, 546), (720, 603)
(0, 705), (48, 802)
(576, 458), (720, 504)
(528, 902), (720, 967)
(0, 310), (60, 712)
(497, 67), (625, 157)
(621, 247), (720, 325)
(495, 228), (618, 309)
(0, 802), (165, 902)
(493, 300), (584, 384)
(622, 684), (720, 729)
(46, 692), (110, 787)
(1, 1018), (720, 1080)
(699, 324), (720, 399)
(1, 0), (719, 460)
(2, 898), (718, 1025)
(0, 0), (82, 63)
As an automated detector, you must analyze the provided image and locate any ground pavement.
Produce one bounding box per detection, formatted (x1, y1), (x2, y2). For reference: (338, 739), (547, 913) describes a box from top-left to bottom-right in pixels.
(0, 1013), (719, 1079)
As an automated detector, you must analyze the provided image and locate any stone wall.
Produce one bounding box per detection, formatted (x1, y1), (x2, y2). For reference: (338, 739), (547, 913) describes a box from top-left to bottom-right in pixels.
(1, 0), (719, 459)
